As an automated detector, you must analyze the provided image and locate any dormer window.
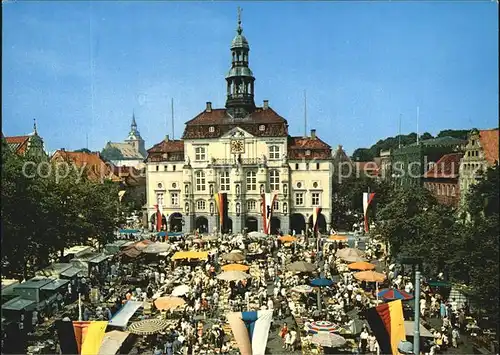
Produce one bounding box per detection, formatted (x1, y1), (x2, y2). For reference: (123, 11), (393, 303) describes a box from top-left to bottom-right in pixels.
(209, 126), (215, 133)
(259, 125), (266, 131)
(305, 150), (311, 156)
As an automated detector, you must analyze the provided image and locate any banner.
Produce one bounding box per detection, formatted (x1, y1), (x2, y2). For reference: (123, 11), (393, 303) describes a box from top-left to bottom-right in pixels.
(226, 310), (273, 355)
(363, 192), (376, 232)
(215, 192), (228, 233)
(312, 207), (322, 233)
(56, 320), (108, 355)
(362, 300), (406, 355)
(155, 204), (163, 232)
(261, 192), (277, 235)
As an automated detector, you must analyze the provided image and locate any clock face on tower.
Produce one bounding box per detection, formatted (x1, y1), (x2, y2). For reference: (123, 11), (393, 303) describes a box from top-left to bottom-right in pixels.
(230, 139), (245, 154)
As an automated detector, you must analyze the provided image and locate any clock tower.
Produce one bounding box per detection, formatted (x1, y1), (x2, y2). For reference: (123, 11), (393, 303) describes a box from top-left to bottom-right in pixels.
(225, 7), (256, 118)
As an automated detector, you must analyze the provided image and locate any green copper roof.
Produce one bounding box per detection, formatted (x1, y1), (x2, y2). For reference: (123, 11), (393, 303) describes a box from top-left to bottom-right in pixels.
(226, 66), (254, 78)
(231, 34), (249, 49)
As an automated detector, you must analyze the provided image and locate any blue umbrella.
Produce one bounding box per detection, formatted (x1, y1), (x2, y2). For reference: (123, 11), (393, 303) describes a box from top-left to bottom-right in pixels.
(119, 229), (140, 234)
(311, 278), (334, 287)
(157, 231), (167, 237)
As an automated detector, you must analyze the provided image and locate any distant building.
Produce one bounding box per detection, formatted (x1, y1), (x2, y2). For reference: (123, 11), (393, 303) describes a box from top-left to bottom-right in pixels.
(391, 136), (467, 187)
(331, 145), (353, 181)
(103, 114), (147, 169)
(2, 121), (47, 159)
(458, 128), (499, 205)
(423, 152), (463, 207)
(378, 149), (392, 180)
(51, 150), (121, 183)
(354, 161), (380, 178)
(113, 165), (146, 211)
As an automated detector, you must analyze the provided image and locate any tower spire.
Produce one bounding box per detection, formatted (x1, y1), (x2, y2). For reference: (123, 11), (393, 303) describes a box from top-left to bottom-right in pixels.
(131, 110), (137, 131)
(225, 7), (255, 117)
(237, 6), (242, 34)
(33, 118), (38, 134)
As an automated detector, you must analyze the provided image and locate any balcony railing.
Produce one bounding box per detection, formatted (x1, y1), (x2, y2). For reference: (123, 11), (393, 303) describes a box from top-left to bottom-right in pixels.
(211, 158), (261, 166)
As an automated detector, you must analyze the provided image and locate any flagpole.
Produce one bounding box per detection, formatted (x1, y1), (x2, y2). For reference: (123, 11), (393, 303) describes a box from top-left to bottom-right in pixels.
(78, 293), (82, 321)
(414, 271), (421, 355)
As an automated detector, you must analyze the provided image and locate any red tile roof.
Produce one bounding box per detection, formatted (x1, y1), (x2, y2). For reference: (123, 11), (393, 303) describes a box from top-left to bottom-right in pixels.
(147, 139), (184, 153)
(185, 107), (287, 125)
(51, 150), (120, 183)
(479, 129), (499, 165)
(287, 136), (332, 160)
(424, 153), (463, 178)
(4, 135), (30, 155)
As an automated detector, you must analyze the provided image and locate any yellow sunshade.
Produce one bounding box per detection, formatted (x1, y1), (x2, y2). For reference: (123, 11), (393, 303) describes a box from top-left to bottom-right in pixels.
(278, 235), (297, 243)
(347, 261), (376, 271)
(221, 264), (250, 272)
(328, 235), (348, 242)
(171, 251), (208, 261)
(353, 271), (386, 283)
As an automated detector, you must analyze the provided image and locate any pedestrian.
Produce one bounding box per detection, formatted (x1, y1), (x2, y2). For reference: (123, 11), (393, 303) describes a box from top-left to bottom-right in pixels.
(451, 327), (460, 348)
(359, 328), (369, 353)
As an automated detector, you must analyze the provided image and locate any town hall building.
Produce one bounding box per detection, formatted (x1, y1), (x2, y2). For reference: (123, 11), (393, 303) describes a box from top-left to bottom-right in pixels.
(145, 12), (333, 234)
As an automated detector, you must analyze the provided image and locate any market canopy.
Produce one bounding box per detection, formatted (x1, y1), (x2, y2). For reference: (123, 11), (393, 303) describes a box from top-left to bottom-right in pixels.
(278, 235), (297, 243)
(327, 235), (348, 242)
(377, 288), (413, 301)
(311, 278), (334, 287)
(60, 266), (84, 278)
(36, 263), (73, 278)
(108, 301), (143, 329)
(171, 251), (208, 261)
(154, 296), (186, 311)
(128, 319), (170, 335)
(221, 264), (250, 272)
(221, 252), (245, 262)
(348, 261), (376, 271)
(286, 261), (316, 273)
(217, 271), (250, 282)
(336, 248), (366, 262)
(89, 254), (110, 264)
(2, 297), (36, 312)
(142, 243), (171, 254)
(119, 229), (141, 234)
(40, 279), (70, 291)
(353, 271), (387, 283)
(247, 231), (268, 239)
(404, 321), (434, 338)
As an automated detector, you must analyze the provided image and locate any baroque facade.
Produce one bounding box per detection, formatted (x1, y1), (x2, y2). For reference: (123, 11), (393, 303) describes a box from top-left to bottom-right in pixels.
(145, 13), (333, 234)
(458, 128), (499, 206)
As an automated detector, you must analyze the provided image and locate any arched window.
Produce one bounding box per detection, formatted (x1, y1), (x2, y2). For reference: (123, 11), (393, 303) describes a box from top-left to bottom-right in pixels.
(269, 170), (280, 191)
(273, 200), (279, 211)
(195, 171), (206, 191)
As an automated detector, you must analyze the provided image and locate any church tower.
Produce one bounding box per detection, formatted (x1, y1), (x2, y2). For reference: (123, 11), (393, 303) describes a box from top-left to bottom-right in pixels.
(225, 7), (256, 118)
(125, 113), (147, 157)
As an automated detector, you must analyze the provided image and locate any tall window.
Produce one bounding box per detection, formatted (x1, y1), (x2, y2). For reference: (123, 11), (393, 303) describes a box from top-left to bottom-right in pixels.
(246, 171), (256, 191)
(156, 193), (164, 206)
(269, 170), (280, 191)
(197, 200), (206, 210)
(220, 171), (230, 191)
(195, 147), (206, 161)
(295, 193), (304, 206)
(273, 201), (279, 211)
(269, 145), (280, 159)
(171, 193), (179, 206)
(247, 200), (256, 211)
(311, 192), (320, 206)
(195, 171), (206, 191)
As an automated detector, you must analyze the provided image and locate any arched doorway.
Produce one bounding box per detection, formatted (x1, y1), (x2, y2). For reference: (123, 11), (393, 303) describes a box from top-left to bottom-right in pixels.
(195, 216), (209, 233)
(245, 216), (258, 232)
(222, 218), (233, 234)
(169, 212), (183, 232)
(290, 213), (306, 235)
(308, 213), (327, 234)
(270, 217), (281, 235)
(150, 213), (167, 231)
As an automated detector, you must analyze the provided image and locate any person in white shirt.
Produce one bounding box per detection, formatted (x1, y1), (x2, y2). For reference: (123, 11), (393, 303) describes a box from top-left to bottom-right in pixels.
(359, 329), (369, 353)
(267, 298), (274, 310)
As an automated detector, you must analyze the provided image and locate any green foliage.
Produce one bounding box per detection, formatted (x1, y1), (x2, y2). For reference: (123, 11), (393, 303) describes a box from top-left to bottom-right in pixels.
(75, 148), (92, 153)
(375, 164), (499, 324)
(1, 148), (123, 280)
(436, 129), (470, 141)
(101, 146), (124, 161)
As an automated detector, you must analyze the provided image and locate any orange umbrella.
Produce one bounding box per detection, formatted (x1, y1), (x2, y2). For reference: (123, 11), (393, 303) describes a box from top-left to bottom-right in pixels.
(353, 271), (386, 283)
(278, 235), (297, 243)
(348, 261), (376, 271)
(328, 235), (348, 242)
(154, 296), (186, 311)
(221, 264), (250, 272)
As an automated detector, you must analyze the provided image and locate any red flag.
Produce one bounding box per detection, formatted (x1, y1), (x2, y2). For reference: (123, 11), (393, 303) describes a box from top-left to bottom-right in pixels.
(363, 192), (376, 232)
(155, 204), (162, 232)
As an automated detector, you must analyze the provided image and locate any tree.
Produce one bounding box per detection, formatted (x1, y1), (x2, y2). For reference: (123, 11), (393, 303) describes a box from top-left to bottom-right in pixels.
(101, 146), (124, 161)
(437, 129), (470, 141)
(351, 148), (374, 162)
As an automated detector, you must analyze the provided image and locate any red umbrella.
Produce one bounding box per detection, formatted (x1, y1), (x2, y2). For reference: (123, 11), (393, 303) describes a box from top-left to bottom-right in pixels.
(377, 288), (414, 301)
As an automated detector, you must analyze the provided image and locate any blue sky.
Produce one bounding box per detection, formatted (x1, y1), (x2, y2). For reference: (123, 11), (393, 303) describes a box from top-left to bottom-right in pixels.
(3, 1), (498, 155)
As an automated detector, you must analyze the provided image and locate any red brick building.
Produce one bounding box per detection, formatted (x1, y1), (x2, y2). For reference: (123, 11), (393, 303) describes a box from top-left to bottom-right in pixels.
(423, 152), (463, 207)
